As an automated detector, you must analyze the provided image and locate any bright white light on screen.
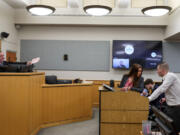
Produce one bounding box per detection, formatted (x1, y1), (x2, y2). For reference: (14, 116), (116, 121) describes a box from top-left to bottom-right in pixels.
(125, 45), (134, 55)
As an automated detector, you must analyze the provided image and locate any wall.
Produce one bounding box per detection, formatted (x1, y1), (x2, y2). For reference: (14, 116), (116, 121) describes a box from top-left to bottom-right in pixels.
(165, 8), (180, 39)
(19, 25), (165, 81)
(14, 8), (168, 26)
(0, 0), (20, 61)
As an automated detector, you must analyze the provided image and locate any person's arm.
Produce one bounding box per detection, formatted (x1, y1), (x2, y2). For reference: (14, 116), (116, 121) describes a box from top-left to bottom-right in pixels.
(131, 77), (144, 93)
(141, 88), (149, 96)
(148, 74), (175, 102)
(5, 61), (27, 65)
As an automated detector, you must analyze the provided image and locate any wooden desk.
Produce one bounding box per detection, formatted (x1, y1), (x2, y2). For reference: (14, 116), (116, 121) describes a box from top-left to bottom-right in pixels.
(99, 88), (149, 135)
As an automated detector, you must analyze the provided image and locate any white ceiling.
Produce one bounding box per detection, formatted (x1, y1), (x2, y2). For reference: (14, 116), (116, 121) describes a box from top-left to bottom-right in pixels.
(4, 0), (179, 17)
(3, 0), (172, 9)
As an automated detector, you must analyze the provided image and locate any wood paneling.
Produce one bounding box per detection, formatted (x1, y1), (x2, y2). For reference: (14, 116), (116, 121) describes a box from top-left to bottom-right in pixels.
(100, 90), (149, 135)
(0, 72), (45, 135)
(42, 84), (93, 125)
(6, 51), (16, 62)
(89, 80), (120, 107)
(101, 110), (148, 123)
(0, 73), (93, 135)
(101, 91), (149, 110)
(28, 74), (45, 135)
(101, 124), (142, 135)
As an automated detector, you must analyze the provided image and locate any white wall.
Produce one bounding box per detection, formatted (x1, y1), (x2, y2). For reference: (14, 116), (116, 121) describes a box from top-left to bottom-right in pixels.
(19, 25), (165, 81)
(165, 8), (180, 39)
(0, 0), (20, 60)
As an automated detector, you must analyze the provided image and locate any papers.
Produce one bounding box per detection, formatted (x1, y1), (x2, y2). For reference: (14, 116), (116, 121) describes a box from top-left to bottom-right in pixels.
(31, 57), (40, 64)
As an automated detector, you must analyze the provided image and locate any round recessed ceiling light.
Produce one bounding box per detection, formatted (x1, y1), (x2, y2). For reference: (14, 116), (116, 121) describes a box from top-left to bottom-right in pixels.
(26, 5), (55, 16)
(84, 5), (112, 16)
(142, 6), (172, 17)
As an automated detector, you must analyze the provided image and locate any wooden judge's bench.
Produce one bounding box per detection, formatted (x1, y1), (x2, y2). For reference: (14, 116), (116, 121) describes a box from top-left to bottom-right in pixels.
(99, 87), (149, 135)
(0, 72), (93, 135)
(0, 72), (149, 135)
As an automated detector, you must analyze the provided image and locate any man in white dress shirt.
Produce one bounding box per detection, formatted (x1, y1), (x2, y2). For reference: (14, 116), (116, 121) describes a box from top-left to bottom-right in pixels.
(148, 62), (180, 133)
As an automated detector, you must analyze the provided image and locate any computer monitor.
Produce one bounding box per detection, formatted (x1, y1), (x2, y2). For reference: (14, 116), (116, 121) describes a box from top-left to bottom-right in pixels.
(103, 84), (115, 92)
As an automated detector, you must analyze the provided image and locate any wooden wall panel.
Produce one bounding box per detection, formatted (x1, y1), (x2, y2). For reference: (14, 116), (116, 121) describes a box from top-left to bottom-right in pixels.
(0, 73), (45, 135)
(0, 73), (94, 135)
(101, 91), (149, 110)
(101, 124), (142, 135)
(28, 75), (45, 135)
(0, 76), (29, 135)
(42, 84), (93, 125)
(101, 110), (148, 123)
(89, 80), (120, 107)
(100, 90), (149, 135)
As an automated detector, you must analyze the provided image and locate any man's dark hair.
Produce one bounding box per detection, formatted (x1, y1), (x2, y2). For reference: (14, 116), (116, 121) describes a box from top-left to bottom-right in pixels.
(144, 78), (154, 86)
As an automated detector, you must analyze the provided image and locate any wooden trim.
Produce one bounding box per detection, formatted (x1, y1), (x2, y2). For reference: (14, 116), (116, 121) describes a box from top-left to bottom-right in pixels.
(42, 83), (92, 88)
(6, 50), (17, 53)
(0, 72), (45, 76)
(30, 117), (92, 135)
(41, 117), (92, 129)
(30, 126), (41, 135)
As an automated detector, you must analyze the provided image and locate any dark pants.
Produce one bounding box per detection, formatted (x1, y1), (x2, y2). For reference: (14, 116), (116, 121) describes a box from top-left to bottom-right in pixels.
(165, 105), (180, 134)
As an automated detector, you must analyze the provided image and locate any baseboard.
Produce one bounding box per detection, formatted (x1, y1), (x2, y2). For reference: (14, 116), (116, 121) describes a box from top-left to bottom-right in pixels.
(30, 126), (41, 135)
(41, 116), (92, 129)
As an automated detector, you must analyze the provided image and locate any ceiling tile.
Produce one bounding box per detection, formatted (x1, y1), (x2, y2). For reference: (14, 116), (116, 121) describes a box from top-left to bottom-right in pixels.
(84, 0), (115, 8)
(41, 0), (67, 8)
(132, 0), (164, 8)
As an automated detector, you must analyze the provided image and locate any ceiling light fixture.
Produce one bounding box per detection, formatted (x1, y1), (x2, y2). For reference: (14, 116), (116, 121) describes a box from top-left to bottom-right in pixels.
(83, 0), (114, 16)
(26, 4), (55, 16)
(84, 5), (112, 16)
(142, 6), (171, 16)
(142, 0), (171, 16)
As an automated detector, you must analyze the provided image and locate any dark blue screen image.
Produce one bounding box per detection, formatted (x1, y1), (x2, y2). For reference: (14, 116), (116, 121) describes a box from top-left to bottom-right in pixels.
(112, 40), (162, 69)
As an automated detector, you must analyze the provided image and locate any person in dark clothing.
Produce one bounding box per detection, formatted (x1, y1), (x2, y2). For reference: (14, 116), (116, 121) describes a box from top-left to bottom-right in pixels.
(142, 79), (167, 121)
(142, 79), (166, 108)
(0, 52), (39, 72)
(119, 63), (144, 93)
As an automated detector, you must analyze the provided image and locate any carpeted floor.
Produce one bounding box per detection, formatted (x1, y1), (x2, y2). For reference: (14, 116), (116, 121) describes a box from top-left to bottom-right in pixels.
(37, 108), (99, 135)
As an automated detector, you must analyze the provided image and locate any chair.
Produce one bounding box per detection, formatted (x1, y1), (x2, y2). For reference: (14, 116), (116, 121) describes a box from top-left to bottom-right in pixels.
(56, 80), (72, 84)
(45, 75), (73, 84)
(45, 75), (57, 84)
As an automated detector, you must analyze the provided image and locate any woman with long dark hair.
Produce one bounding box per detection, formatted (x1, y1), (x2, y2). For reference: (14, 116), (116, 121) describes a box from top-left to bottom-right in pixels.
(119, 63), (144, 92)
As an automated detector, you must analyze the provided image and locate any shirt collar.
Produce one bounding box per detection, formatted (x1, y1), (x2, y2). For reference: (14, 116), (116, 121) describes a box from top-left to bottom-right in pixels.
(162, 72), (169, 81)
